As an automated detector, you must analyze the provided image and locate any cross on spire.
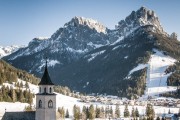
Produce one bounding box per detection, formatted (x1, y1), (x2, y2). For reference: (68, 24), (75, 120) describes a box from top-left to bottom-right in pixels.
(38, 57), (54, 85)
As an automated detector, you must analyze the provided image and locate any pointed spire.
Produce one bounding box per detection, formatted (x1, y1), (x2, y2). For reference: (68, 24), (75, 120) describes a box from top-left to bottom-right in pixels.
(38, 57), (54, 85)
(45, 57), (48, 68)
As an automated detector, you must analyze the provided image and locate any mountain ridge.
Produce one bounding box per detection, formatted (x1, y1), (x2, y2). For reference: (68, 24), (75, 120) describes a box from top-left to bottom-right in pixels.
(3, 7), (180, 98)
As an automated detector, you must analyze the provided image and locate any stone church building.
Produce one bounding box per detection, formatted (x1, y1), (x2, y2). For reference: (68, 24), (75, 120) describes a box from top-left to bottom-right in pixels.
(2, 60), (57, 120)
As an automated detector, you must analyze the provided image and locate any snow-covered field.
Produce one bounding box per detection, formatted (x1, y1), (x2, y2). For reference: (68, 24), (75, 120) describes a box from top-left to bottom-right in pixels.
(145, 49), (177, 97)
(0, 79), (179, 119)
(128, 49), (177, 99)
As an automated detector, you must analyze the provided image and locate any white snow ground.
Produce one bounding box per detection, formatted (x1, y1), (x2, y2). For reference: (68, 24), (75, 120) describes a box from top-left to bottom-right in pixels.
(0, 78), (179, 119)
(128, 49), (177, 99)
(145, 49), (177, 97)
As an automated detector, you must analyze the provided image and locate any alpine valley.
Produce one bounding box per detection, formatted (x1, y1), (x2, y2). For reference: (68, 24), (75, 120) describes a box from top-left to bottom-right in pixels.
(3, 7), (180, 98)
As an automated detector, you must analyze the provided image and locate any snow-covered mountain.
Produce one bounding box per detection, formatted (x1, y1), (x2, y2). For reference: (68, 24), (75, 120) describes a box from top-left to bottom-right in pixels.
(115, 7), (166, 36)
(0, 45), (23, 58)
(3, 16), (112, 76)
(3, 7), (180, 98)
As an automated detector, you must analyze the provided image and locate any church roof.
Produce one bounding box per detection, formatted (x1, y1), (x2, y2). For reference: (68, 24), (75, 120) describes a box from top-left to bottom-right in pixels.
(38, 59), (54, 85)
(2, 111), (35, 120)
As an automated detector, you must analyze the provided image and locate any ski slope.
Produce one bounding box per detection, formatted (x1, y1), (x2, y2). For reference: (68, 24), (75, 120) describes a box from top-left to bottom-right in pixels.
(145, 49), (177, 97)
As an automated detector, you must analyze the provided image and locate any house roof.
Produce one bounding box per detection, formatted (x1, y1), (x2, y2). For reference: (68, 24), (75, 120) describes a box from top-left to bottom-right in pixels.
(2, 111), (35, 120)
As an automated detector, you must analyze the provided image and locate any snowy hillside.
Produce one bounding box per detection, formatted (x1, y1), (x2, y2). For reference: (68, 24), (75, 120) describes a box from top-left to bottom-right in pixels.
(131, 49), (177, 99)
(0, 79), (179, 119)
(0, 45), (22, 58)
(145, 49), (177, 96)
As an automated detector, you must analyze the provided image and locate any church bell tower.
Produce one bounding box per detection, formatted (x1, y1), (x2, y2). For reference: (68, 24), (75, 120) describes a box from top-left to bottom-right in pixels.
(35, 59), (56, 120)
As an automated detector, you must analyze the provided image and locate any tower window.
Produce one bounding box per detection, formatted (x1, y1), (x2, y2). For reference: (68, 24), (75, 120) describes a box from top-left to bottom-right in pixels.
(44, 88), (46, 93)
(50, 87), (52, 93)
(39, 100), (42, 108)
(39, 87), (41, 93)
(48, 100), (53, 108)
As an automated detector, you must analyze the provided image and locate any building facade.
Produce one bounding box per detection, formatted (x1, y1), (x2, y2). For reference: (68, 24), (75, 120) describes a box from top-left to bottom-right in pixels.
(35, 60), (56, 120)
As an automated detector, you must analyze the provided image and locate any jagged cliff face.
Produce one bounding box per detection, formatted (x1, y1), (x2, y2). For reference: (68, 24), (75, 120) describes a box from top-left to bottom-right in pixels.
(3, 7), (179, 97)
(4, 16), (111, 76)
(114, 7), (166, 37)
(49, 16), (110, 53)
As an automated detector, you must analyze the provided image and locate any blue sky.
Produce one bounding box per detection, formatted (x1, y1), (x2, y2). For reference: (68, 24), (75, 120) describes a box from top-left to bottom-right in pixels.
(0, 0), (179, 46)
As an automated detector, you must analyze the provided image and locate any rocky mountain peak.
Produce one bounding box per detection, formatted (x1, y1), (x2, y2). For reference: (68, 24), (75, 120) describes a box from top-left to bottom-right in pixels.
(64, 16), (107, 33)
(28, 37), (49, 47)
(115, 7), (165, 37)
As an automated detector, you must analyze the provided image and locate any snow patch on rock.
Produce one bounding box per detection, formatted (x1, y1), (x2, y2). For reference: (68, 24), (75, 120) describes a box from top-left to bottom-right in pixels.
(88, 50), (106, 62)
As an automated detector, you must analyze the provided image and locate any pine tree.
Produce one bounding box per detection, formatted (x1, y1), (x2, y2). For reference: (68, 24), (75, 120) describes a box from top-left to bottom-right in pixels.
(135, 107), (139, 118)
(156, 116), (160, 120)
(131, 107), (136, 118)
(18, 90), (24, 102)
(2, 85), (7, 101)
(95, 106), (101, 118)
(10, 87), (16, 102)
(109, 106), (113, 118)
(115, 104), (120, 118)
(65, 109), (69, 118)
(105, 106), (109, 118)
(73, 105), (80, 120)
(89, 104), (95, 119)
(146, 104), (155, 119)
(58, 107), (65, 118)
(16, 82), (20, 88)
(27, 90), (33, 104)
(100, 106), (105, 118)
(86, 107), (89, 119)
(124, 104), (130, 118)
(20, 81), (23, 88)
(25, 81), (29, 89)
(0, 77), (3, 85)
(82, 106), (87, 120)
(168, 109), (171, 114)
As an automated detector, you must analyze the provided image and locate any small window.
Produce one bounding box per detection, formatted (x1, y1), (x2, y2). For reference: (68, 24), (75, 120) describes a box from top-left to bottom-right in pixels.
(39, 100), (42, 108)
(50, 87), (52, 93)
(39, 87), (41, 93)
(44, 88), (46, 93)
(48, 100), (53, 108)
